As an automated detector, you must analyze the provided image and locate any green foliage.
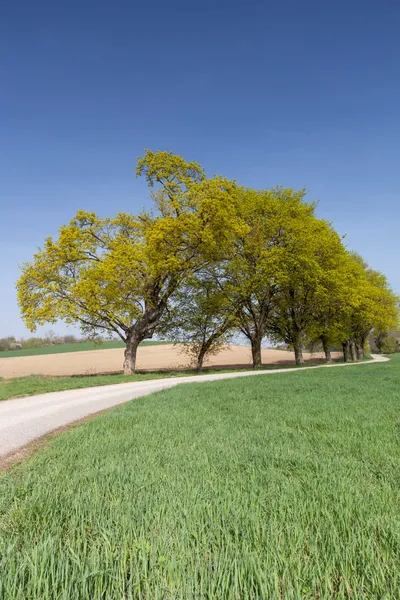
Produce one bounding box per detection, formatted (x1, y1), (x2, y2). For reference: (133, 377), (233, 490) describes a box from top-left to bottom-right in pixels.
(224, 187), (315, 366)
(17, 211), (151, 337)
(363, 340), (372, 356)
(0, 333), (84, 354)
(0, 340), (166, 359)
(1, 356), (399, 597)
(16, 149), (399, 371)
(375, 333), (398, 354)
(0, 337), (16, 352)
(160, 271), (235, 371)
(347, 257), (399, 351)
(268, 216), (349, 362)
(16, 151), (245, 374)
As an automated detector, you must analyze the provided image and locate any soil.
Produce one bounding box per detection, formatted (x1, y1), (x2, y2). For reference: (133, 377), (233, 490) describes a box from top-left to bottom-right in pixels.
(0, 344), (340, 379)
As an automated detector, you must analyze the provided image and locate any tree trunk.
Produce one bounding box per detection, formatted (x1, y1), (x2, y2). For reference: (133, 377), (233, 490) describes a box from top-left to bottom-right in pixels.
(342, 341), (349, 363)
(355, 342), (364, 360)
(196, 347), (207, 373)
(250, 336), (262, 368)
(350, 341), (356, 361)
(294, 343), (305, 365)
(321, 336), (332, 363)
(123, 336), (140, 375)
(122, 303), (169, 375)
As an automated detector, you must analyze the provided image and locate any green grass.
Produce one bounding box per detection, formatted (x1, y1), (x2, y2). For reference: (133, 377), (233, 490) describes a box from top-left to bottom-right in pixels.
(0, 339), (168, 358)
(0, 360), (346, 401)
(1, 356), (399, 598)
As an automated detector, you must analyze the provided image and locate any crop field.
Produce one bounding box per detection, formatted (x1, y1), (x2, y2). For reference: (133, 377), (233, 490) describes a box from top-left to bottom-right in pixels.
(0, 355), (398, 599)
(0, 344), (339, 379)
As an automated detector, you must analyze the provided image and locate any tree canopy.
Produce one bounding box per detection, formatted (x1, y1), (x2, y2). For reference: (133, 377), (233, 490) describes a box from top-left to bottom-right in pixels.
(17, 150), (399, 373)
(17, 150), (244, 373)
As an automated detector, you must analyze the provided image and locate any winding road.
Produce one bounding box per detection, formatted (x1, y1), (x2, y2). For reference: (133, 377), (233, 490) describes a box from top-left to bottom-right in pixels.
(0, 355), (387, 459)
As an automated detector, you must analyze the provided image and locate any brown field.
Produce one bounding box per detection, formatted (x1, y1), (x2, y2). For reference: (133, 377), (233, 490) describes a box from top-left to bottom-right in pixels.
(0, 344), (341, 379)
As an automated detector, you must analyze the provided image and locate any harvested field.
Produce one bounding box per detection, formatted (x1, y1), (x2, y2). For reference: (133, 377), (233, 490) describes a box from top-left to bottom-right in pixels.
(0, 344), (340, 379)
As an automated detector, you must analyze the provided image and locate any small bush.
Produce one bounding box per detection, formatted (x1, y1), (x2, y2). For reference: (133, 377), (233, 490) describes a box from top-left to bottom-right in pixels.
(379, 335), (398, 354)
(21, 337), (45, 349)
(363, 340), (371, 356)
(375, 332), (399, 354)
(63, 335), (79, 344)
(0, 337), (16, 352)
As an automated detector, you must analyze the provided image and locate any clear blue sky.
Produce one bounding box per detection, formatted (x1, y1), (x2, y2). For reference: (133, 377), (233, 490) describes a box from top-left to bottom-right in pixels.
(1, 0), (399, 337)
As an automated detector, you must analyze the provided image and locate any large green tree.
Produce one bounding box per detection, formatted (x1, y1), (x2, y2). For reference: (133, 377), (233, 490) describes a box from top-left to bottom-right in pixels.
(345, 256), (399, 359)
(222, 187), (314, 367)
(309, 252), (399, 362)
(307, 250), (365, 362)
(268, 216), (348, 365)
(160, 270), (236, 372)
(17, 151), (243, 374)
(17, 149), (398, 374)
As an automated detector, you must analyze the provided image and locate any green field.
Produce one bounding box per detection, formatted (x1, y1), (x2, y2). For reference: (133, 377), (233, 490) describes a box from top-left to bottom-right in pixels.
(1, 356), (399, 598)
(0, 339), (167, 358)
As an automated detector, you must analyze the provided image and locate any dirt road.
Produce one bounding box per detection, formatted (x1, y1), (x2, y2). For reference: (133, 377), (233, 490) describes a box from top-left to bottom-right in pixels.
(0, 345), (341, 379)
(0, 355), (387, 460)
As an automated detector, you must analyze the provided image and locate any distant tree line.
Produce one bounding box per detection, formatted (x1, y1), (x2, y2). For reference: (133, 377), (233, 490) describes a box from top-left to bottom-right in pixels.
(0, 332), (84, 352)
(16, 150), (399, 374)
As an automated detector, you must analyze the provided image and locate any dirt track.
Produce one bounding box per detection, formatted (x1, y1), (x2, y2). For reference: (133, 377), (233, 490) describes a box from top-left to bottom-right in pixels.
(0, 344), (341, 379)
(1, 355), (385, 460)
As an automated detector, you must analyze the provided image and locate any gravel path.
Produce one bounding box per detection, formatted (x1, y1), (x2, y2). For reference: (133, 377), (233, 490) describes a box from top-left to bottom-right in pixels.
(0, 355), (388, 458)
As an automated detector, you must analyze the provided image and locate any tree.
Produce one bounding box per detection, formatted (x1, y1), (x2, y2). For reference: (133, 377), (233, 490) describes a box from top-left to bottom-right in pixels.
(269, 215), (348, 365)
(160, 270), (236, 372)
(346, 257), (399, 359)
(0, 336), (16, 352)
(17, 211), (173, 373)
(17, 151), (243, 374)
(307, 250), (365, 363)
(320, 253), (400, 362)
(222, 187), (314, 367)
(375, 333), (398, 354)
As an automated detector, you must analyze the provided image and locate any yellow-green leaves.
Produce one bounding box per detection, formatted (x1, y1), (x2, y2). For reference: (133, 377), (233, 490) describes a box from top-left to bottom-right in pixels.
(17, 212), (151, 339)
(136, 149), (205, 218)
(16, 149), (399, 373)
(222, 186), (321, 365)
(16, 151), (245, 365)
(347, 258), (399, 343)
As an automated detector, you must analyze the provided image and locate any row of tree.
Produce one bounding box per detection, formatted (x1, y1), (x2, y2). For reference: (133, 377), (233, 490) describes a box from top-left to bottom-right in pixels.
(17, 151), (399, 373)
(0, 332), (83, 352)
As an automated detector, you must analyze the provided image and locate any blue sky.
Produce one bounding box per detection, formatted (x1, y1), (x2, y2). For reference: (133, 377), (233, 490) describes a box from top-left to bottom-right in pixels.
(1, 0), (399, 337)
